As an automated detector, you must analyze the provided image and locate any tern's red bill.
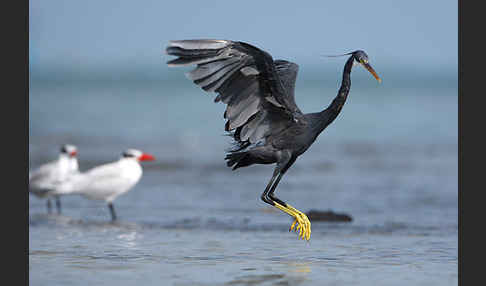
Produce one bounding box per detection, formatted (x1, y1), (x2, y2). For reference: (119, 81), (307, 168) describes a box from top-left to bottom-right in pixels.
(138, 153), (155, 161)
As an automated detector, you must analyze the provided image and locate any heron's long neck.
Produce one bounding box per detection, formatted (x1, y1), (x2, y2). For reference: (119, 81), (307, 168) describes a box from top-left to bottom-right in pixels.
(316, 55), (355, 132)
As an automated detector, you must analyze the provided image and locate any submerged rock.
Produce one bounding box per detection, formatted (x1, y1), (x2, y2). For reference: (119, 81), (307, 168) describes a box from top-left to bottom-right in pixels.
(306, 209), (353, 222)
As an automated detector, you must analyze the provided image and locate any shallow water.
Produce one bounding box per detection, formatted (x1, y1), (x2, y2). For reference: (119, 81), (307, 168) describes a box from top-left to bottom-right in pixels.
(29, 79), (457, 285)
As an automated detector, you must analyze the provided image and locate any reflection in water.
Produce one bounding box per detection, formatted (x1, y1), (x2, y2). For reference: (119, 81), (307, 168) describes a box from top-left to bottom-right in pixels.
(116, 231), (141, 249)
(222, 263), (310, 286)
(223, 274), (286, 286)
(286, 262), (311, 274)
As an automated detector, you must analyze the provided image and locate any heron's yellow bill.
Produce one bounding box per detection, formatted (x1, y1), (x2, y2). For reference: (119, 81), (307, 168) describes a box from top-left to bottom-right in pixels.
(362, 62), (382, 83)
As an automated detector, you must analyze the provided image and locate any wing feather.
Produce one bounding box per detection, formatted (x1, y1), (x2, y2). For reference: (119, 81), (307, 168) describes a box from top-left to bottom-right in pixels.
(166, 39), (305, 148)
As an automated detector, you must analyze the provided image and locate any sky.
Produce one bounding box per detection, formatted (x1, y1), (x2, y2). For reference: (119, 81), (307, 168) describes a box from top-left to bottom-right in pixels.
(29, 0), (457, 80)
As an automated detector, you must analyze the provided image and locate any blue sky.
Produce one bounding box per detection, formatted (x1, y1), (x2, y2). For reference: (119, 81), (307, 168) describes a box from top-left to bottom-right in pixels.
(29, 0), (457, 78)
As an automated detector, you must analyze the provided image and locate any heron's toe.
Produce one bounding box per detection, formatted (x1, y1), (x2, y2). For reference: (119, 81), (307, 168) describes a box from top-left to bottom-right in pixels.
(289, 213), (311, 241)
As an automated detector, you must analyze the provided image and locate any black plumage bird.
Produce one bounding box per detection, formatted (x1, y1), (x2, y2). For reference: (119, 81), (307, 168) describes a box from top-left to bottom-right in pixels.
(166, 39), (381, 240)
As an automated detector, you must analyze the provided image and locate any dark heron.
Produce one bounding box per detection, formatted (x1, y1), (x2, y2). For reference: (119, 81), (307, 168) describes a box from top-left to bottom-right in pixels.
(165, 39), (381, 240)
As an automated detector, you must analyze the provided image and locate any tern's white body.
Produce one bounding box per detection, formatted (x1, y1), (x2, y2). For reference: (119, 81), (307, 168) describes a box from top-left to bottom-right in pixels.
(57, 157), (143, 203)
(29, 154), (79, 198)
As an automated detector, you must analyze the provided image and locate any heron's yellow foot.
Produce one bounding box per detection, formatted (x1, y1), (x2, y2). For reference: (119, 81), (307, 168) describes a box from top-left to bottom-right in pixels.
(288, 208), (311, 241)
(274, 202), (311, 241)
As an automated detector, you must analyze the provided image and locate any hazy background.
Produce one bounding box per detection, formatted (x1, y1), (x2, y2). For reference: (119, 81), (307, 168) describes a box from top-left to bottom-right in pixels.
(29, 1), (457, 285)
(29, 0), (457, 82)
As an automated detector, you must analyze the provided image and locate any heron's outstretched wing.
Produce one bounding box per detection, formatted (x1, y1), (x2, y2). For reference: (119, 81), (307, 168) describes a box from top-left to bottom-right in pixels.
(166, 39), (305, 146)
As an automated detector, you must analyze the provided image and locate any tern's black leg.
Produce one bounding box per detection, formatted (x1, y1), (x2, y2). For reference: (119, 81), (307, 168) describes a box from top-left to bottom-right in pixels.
(47, 199), (52, 214)
(108, 203), (117, 221)
(55, 196), (62, 214)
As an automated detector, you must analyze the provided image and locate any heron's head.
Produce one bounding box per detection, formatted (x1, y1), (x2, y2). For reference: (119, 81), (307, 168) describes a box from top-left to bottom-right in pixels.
(351, 50), (381, 83)
(122, 149), (155, 162)
(61, 144), (77, 157)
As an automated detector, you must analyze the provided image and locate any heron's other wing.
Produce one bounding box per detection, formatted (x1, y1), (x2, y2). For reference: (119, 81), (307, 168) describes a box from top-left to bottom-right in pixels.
(166, 39), (305, 145)
(273, 60), (300, 111)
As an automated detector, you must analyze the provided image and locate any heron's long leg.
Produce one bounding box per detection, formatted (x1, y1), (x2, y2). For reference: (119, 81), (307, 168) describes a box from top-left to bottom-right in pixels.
(267, 172), (285, 205)
(260, 154), (311, 240)
(265, 171), (311, 241)
(260, 168), (296, 214)
(55, 196), (61, 214)
(260, 168), (280, 206)
(108, 203), (117, 221)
